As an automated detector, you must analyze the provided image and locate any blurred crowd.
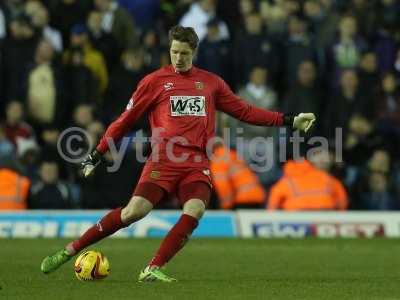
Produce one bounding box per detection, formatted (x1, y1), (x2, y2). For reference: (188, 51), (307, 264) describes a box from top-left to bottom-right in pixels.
(0, 0), (400, 211)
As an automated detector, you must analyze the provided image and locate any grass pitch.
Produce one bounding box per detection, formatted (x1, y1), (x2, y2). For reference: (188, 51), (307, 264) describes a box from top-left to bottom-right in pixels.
(1, 238), (399, 300)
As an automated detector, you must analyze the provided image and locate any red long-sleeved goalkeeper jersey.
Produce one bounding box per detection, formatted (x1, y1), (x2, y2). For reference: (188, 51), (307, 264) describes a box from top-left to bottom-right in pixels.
(97, 65), (283, 157)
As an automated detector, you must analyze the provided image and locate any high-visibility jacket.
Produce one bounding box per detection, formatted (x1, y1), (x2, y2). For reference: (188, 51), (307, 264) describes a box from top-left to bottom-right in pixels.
(210, 145), (266, 209)
(0, 168), (31, 210)
(268, 160), (348, 210)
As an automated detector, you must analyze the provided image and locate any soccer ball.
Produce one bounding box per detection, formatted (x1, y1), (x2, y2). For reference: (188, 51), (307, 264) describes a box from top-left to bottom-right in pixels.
(74, 250), (110, 281)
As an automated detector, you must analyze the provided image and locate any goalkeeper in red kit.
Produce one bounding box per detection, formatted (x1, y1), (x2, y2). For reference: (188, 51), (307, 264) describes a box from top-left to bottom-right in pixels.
(41, 26), (316, 282)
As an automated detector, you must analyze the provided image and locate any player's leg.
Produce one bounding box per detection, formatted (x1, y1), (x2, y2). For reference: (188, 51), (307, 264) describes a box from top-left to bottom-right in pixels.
(41, 183), (164, 274)
(67, 192), (156, 255)
(139, 181), (210, 282)
(148, 196), (206, 267)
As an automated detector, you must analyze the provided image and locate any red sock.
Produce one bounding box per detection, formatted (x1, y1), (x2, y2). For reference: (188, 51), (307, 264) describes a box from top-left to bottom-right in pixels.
(71, 208), (126, 253)
(149, 214), (198, 267)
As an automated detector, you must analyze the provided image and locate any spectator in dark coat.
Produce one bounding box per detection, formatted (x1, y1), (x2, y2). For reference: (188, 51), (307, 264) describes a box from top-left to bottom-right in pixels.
(196, 18), (232, 86)
(375, 72), (400, 130)
(348, 0), (377, 39)
(63, 46), (98, 117)
(373, 26), (397, 73)
(377, 0), (400, 32)
(103, 48), (149, 126)
(234, 13), (280, 86)
(326, 15), (367, 89)
(49, 0), (91, 49)
(117, 0), (159, 30)
(29, 160), (73, 209)
(64, 24), (108, 97)
(358, 51), (380, 100)
(374, 72), (400, 157)
(27, 3), (63, 52)
(93, 0), (138, 49)
(351, 149), (398, 210)
(39, 126), (70, 180)
(87, 10), (121, 72)
(304, 0), (340, 53)
(2, 14), (39, 101)
(343, 114), (383, 169)
(283, 60), (321, 118)
(283, 15), (317, 88)
(141, 29), (169, 71)
(324, 70), (374, 141)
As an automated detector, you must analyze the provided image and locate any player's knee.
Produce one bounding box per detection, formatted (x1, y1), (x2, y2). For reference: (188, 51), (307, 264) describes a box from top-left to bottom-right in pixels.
(121, 196), (153, 224)
(183, 199), (206, 220)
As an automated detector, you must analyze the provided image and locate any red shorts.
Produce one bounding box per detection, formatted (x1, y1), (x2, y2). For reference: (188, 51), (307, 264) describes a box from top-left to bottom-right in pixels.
(133, 161), (212, 206)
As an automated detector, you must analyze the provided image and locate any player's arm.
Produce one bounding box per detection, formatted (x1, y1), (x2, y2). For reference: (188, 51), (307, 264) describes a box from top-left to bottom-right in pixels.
(215, 77), (315, 131)
(81, 76), (159, 177)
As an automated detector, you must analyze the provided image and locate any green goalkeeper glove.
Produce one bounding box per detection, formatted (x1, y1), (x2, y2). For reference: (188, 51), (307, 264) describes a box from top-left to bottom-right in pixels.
(284, 113), (316, 132)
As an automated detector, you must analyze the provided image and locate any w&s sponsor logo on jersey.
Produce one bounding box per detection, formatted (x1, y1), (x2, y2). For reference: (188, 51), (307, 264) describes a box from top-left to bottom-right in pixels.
(170, 96), (206, 116)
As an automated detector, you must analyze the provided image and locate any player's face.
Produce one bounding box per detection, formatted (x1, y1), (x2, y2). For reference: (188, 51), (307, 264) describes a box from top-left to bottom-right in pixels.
(170, 40), (195, 72)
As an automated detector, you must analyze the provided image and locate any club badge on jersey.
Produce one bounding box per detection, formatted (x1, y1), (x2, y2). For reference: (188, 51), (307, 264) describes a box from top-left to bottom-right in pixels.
(170, 96), (206, 117)
(195, 81), (204, 90)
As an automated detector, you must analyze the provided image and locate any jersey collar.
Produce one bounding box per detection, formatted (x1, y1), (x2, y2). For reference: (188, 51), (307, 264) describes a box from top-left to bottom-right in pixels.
(170, 65), (197, 76)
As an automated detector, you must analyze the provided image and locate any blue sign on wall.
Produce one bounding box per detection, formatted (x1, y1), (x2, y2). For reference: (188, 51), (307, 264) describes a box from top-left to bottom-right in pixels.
(0, 211), (237, 238)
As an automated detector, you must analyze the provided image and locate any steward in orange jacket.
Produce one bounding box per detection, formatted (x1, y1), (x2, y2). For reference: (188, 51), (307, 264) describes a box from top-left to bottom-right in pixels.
(210, 144), (266, 209)
(0, 168), (31, 210)
(268, 160), (348, 210)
